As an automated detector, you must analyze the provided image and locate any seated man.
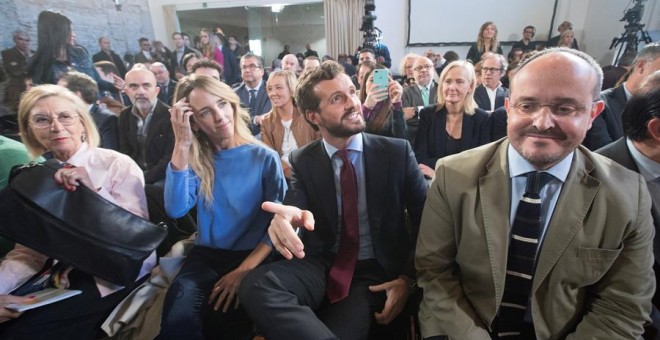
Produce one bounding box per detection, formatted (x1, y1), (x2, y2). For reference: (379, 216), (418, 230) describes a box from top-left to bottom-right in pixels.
(239, 61), (427, 339)
(474, 53), (509, 112)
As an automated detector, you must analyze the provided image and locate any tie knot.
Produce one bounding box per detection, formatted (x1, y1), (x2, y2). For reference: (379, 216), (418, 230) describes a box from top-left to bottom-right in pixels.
(336, 149), (351, 163)
(525, 171), (552, 195)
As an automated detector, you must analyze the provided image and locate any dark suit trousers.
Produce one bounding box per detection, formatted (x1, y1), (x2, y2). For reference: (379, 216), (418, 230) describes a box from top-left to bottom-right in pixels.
(240, 256), (390, 340)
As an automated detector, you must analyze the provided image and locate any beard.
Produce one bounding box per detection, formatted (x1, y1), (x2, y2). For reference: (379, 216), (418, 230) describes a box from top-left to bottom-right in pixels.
(508, 126), (577, 169)
(134, 96), (153, 114)
(320, 110), (366, 139)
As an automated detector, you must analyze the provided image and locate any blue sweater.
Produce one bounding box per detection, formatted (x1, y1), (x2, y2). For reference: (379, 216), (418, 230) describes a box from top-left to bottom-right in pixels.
(165, 144), (287, 250)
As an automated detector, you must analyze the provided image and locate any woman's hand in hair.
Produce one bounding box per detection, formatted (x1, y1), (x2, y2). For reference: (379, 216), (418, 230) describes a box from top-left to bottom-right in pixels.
(169, 97), (195, 170)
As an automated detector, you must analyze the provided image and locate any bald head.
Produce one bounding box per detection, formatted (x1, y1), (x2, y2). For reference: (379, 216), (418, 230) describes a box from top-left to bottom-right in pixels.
(124, 68), (159, 114)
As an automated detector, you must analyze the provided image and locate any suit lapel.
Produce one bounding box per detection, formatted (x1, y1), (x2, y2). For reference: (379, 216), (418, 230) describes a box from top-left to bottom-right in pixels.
(475, 86), (490, 110)
(532, 150), (599, 292)
(144, 101), (165, 150)
(479, 141), (512, 301)
(308, 141), (339, 242)
(362, 134), (388, 236)
(429, 81), (438, 104)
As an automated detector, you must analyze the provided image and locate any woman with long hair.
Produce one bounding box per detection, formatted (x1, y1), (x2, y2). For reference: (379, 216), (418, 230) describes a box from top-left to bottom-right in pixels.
(28, 10), (113, 92)
(358, 64), (407, 138)
(260, 70), (319, 179)
(466, 21), (503, 63)
(558, 29), (577, 49)
(414, 61), (491, 178)
(159, 75), (286, 339)
(199, 29), (240, 85)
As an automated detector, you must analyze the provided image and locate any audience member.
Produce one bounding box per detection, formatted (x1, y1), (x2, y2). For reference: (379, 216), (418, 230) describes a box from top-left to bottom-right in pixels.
(512, 25), (537, 52)
(150, 62), (177, 105)
(0, 84), (155, 339)
(261, 70), (320, 178)
(182, 53), (199, 75)
(557, 29), (577, 49)
(239, 60), (427, 340)
(227, 36), (245, 60)
(548, 21), (579, 49)
(191, 59), (223, 81)
(92, 37), (127, 78)
(302, 55), (321, 76)
(58, 71), (119, 150)
(402, 56), (437, 145)
(416, 47), (653, 340)
(277, 45), (291, 60)
(169, 32), (196, 80)
(359, 65), (407, 139)
(208, 28), (241, 85)
(474, 53), (509, 112)
(583, 42), (660, 150)
(596, 70), (660, 340)
(134, 37), (157, 65)
(151, 40), (171, 65)
(338, 53), (356, 77)
(466, 21), (503, 63)
(119, 66), (174, 184)
(281, 53), (299, 74)
(234, 53), (272, 136)
(355, 60), (376, 90)
(158, 75), (286, 339)
(358, 48), (377, 64)
(373, 42), (393, 68)
(602, 50), (635, 90)
(414, 60), (491, 179)
(2, 31), (33, 114)
(94, 61), (129, 110)
(304, 43), (319, 58)
(474, 60), (484, 86)
(397, 53), (419, 87)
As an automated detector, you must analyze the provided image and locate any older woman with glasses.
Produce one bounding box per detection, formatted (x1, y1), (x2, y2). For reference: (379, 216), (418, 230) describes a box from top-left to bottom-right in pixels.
(414, 61), (492, 179)
(0, 85), (154, 339)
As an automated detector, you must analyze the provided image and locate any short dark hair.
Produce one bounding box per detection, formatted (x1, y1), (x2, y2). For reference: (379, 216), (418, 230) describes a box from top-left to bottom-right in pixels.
(623, 71), (660, 141)
(181, 32), (190, 39)
(60, 71), (98, 104)
(94, 61), (120, 76)
(359, 48), (375, 56)
(240, 53), (264, 68)
(191, 59), (224, 79)
(444, 51), (460, 63)
(295, 61), (345, 130)
(171, 32), (182, 39)
(138, 37), (149, 44)
(524, 25), (536, 37)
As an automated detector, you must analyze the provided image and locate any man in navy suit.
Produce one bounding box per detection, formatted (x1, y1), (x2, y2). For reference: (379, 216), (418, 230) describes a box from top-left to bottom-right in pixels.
(233, 53), (271, 136)
(583, 42), (660, 150)
(474, 53), (509, 112)
(239, 61), (427, 339)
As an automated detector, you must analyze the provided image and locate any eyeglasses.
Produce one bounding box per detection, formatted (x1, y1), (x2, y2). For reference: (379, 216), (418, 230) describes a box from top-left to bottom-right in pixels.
(30, 112), (80, 129)
(482, 67), (503, 73)
(510, 101), (589, 117)
(241, 64), (261, 71)
(414, 65), (433, 72)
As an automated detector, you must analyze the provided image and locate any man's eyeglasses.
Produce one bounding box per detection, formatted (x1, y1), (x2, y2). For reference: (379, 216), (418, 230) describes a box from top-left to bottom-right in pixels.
(30, 112), (80, 129)
(482, 67), (503, 74)
(241, 64), (262, 71)
(510, 101), (589, 117)
(414, 65), (433, 72)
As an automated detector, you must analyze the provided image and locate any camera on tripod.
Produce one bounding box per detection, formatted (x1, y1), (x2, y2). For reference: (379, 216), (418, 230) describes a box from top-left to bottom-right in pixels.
(360, 0), (379, 49)
(610, 0), (653, 65)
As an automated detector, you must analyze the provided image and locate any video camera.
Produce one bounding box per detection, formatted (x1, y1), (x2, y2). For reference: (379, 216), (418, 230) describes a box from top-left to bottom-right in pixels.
(360, 0), (380, 49)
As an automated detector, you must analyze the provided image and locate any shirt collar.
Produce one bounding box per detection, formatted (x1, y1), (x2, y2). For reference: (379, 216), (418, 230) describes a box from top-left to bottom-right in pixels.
(626, 137), (660, 181)
(246, 80), (263, 92)
(323, 132), (364, 159)
(508, 144), (572, 182)
(65, 142), (90, 166)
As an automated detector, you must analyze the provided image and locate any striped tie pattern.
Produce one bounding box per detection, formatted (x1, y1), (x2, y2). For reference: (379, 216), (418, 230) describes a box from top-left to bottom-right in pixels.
(496, 171), (552, 338)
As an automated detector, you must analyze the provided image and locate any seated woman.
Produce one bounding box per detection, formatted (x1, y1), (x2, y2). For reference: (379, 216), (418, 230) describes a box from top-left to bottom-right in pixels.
(359, 64), (407, 138)
(558, 29), (578, 50)
(0, 85), (154, 339)
(261, 70), (319, 179)
(414, 61), (492, 179)
(466, 21), (503, 64)
(159, 75), (287, 339)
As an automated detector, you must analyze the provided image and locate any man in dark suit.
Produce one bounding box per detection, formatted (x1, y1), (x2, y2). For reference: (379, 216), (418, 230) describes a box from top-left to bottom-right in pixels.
(597, 72), (660, 340)
(133, 38), (158, 65)
(150, 62), (176, 106)
(239, 61), (428, 339)
(1, 30), (33, 114)
(402, 56), (437, 145)
(119, 67), (174, 184)
(92, 37), (127, 78)
(168, 32), (195, 80)
(233, 53), (271, 136)
(474, 53), (509, 112)
(58, 71), (119, 151)
(583, 42), (660, 150)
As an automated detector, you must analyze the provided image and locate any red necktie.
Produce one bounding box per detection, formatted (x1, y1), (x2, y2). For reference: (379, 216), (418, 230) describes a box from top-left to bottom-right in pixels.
(326, 149), (360, 303)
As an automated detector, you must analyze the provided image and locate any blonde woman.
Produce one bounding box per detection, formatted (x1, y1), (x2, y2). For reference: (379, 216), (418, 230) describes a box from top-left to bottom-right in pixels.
(260, 70), (319, 178)
(414, 61), (491, 178)
(466, 21), (503, 63)
(199, 29), (240, 84)
(159, 75), (287, 338)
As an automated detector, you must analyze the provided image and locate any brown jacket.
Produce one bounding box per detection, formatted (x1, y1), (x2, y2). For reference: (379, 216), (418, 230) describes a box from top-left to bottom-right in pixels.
(260, 108), (319, 172)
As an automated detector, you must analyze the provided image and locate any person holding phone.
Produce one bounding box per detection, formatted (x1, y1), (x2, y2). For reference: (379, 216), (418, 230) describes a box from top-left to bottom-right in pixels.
(159, 75), (287, 339)
(359, 65), (407, 139)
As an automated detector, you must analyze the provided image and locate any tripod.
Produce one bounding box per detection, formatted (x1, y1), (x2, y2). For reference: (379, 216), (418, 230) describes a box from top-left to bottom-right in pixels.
(609, 0), (653, 66)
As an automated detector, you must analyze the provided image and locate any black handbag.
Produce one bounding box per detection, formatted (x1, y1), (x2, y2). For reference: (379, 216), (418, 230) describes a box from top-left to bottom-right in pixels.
(0, 160), (167, 286)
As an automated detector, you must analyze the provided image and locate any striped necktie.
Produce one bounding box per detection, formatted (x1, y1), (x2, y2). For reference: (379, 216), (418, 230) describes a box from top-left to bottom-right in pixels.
(496, 171), (552, 338)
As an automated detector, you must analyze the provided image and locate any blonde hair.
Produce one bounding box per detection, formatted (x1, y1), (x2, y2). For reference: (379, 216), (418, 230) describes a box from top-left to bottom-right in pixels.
(199, 28), (217, 60)
(172, 75), (259, 205)
(18, 84), (100, 158)
(267, 70), (299, 115)
(436, 60), (478, 115)
(559, 29), (575, 48)
(476, 21), (500, 54)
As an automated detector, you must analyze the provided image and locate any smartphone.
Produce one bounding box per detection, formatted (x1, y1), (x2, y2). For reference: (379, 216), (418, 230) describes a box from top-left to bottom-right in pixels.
(372, 69), (389, 90)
